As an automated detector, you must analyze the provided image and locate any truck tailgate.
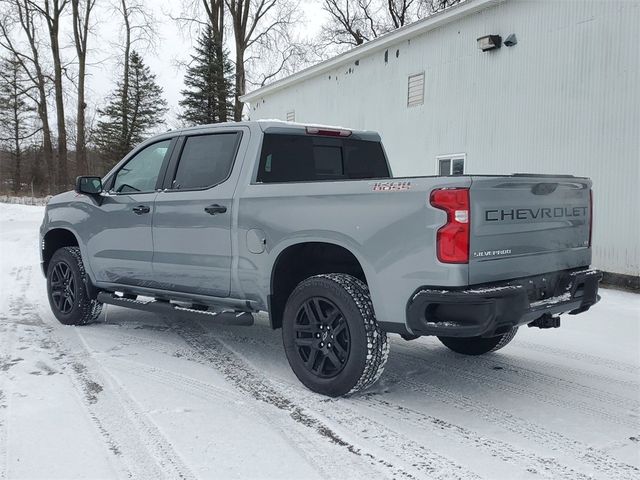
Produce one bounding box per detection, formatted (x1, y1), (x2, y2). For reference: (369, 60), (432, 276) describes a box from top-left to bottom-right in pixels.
(469, 176), (592, 284)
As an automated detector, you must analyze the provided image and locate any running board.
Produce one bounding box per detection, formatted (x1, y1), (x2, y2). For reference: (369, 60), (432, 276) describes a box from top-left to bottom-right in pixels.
(97, 292), (254, 326)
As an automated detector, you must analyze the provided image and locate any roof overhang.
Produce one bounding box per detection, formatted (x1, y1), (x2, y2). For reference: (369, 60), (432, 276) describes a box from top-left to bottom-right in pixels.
(241, 0), (506, 103)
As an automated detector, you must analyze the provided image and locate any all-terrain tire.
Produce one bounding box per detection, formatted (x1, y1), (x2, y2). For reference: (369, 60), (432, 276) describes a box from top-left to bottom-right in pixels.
(438, 327), (518, 355)
(282, 274), (389, 397)
(46, 247), (102, 325)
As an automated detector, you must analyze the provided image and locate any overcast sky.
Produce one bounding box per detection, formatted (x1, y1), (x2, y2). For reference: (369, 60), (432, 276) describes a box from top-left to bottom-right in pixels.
(88, 0), (327, 126)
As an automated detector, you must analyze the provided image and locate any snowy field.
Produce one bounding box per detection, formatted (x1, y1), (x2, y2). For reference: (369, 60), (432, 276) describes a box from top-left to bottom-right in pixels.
(0, 203), (638, 480)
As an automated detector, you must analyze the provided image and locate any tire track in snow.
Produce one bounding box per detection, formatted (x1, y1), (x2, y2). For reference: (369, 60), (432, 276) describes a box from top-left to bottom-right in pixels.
(398, 341), (639, 411)
(0, 265), (34, 480)
(16, 293), (197, 478)
(169, 320), (481, 480)
(382, 367), (640, 480)
(102, 356), (385, 480)
(0, 321), (16, 480)
(394, 345), (633, 427)
(360, 397), (599, 480)
(203, 326), (639, 480)
(513, 341), (639, 376)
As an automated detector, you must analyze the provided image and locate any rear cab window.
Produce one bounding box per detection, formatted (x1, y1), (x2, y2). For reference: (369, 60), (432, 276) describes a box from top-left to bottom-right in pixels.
(256, 134), (391, 183)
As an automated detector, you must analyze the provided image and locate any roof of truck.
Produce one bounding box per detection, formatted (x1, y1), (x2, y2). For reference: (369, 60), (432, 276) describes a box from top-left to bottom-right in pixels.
(169, 120), (382, 141)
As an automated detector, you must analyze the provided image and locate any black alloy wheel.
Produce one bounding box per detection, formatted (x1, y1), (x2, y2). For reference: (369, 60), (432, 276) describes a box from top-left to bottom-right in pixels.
(49, 260), (77, 314)
(293, 297), (351, 378)
(282, 274), (389, 397)
(46, 246), (102, 325)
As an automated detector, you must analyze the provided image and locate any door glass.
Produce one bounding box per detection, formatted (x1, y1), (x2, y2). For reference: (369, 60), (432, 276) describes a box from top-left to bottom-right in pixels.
(172, 133), (239, 189)
(113, 140), (171, 193)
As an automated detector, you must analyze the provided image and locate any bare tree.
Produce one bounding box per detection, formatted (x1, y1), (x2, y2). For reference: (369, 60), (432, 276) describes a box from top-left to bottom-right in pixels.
(321, 0), (384, 48)
(388, 0), (416, 28)
(71, 0), (95, 177)
(420, 0), (463, 15)
(29, 0), (70, 189)
(321, 0), (463, 52)
(226, 0), (302, 120)
(0, 0), (55, 192)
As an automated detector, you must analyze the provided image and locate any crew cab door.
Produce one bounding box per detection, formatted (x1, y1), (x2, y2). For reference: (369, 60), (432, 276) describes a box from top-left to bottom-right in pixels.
(151, 128), (247, 297)
(86, 138), (175, 285)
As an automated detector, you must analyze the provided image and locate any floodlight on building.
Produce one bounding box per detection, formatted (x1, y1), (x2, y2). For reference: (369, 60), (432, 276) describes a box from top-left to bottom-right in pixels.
(477, 35), (502, 51)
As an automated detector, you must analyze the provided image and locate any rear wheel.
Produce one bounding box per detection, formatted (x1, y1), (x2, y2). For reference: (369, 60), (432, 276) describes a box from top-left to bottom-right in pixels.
(282, 274), (389, 397)
(46, 247), (102, 325)
(438, 327), (518, 355)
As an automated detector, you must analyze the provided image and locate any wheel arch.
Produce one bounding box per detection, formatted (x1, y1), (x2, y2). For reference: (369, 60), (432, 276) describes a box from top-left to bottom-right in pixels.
(42, 228), (80, 274)
(268, 239), (376, 330)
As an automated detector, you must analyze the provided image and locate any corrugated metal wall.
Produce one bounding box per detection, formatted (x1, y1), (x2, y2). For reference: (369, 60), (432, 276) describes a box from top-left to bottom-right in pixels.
(249, 0), (640, 277)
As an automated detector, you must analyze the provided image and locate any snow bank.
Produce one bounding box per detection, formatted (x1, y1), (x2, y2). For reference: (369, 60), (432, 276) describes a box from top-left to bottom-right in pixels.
(0, 195), (51, 206)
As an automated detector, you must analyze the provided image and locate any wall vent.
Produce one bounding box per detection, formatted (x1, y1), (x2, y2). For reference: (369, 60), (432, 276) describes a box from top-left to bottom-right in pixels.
(286, 110), (295, 122)
(407, 72), (425, 107)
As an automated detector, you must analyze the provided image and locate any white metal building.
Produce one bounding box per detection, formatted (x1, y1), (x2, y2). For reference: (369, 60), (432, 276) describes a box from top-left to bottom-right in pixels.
(242, 0), (640, 287)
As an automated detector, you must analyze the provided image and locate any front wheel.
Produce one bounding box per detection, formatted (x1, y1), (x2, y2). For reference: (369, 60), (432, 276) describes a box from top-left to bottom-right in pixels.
(282, 274), (389, 397)
(438, 327), (518, 355)
(46, 247), (102, 325)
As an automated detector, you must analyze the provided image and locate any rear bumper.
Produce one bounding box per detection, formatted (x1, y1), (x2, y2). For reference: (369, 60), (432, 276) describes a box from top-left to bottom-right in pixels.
(406, 268), (602, 338)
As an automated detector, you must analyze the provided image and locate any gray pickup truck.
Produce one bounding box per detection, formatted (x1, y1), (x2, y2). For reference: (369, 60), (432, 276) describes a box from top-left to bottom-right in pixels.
(40, 121), (601, 396)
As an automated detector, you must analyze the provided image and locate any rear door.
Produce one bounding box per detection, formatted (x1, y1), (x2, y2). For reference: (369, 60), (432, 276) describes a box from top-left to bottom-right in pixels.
(151, 128), (247, 297)
(469, 175), (592, 284)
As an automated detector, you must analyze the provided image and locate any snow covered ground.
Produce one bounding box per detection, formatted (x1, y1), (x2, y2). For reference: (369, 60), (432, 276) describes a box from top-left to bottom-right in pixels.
(0, 203), (638, 480)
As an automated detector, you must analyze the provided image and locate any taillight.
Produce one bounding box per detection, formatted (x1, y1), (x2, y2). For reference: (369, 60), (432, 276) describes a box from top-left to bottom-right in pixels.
(430, 188), (470, 264)
(589, 189), (593, 247)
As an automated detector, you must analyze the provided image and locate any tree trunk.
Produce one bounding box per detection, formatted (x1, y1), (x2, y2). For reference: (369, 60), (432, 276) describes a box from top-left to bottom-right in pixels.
(202, 0), (227, 122)
(72, 0), (93, 177)
(12, 83), (22, 195)
(76, 64), (87, 176)
(234, 48), (245, 121)
(121, 0), (131, 152)
(43, 0), (68, 191)
(12, 0), (55, 192)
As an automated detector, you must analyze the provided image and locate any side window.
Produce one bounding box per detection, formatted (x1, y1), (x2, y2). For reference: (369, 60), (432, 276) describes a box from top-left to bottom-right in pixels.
(437, 154), (465, 176)
(171, 133), (240, 190)
(112, 140), (171, 193)
(256, 134), (391, 183)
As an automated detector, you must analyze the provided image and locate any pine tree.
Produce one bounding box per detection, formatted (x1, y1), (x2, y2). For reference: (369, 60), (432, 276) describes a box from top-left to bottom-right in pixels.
(94, 51), (168, 164)
(0, 55), (38, 194)
(179, 26), (233, 126)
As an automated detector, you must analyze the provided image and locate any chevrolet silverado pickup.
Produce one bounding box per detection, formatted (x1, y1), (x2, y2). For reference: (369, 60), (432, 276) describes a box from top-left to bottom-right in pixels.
(40, 121), (601, 396)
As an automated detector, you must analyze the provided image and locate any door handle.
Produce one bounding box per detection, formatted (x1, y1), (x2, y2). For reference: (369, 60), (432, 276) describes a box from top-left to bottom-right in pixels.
(204, 204), (227, 215)
(132, 205), (151, 215)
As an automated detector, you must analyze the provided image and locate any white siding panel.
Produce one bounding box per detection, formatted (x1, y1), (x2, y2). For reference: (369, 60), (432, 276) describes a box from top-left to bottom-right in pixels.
(248, 0), (640, 277)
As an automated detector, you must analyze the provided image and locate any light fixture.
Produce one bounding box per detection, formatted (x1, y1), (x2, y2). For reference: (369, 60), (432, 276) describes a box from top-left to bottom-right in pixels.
(504, 33), (517, 47)
(477, 35), (502, 52)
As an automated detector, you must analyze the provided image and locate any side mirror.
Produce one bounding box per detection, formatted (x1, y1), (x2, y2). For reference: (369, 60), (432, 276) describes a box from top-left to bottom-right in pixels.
(75, 176), (103, 195)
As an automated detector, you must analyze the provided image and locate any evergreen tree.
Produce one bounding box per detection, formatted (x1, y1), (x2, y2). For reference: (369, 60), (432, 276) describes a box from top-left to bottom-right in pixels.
(0, 55), (38, 194)
(94, 51), (168, 163)
(179, 26), (233, 126)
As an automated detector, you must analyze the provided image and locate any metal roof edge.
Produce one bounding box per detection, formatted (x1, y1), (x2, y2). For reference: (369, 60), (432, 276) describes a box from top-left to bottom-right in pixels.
(240, 0), (505, 103)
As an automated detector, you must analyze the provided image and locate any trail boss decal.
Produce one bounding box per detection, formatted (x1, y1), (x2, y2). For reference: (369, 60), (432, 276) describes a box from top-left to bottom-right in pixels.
(372, 181), (412, 192)
(485, 206), (588, 222)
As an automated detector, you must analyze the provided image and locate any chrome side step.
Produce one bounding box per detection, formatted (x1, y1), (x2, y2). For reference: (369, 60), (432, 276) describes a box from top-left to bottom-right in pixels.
(97, 292), (254, 326)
